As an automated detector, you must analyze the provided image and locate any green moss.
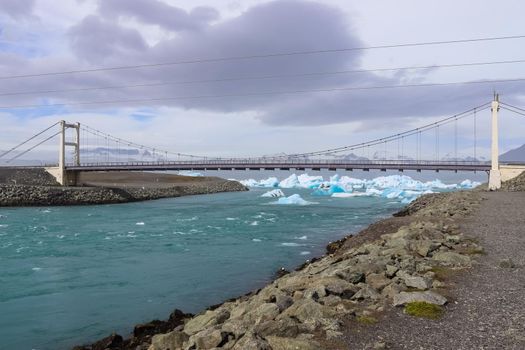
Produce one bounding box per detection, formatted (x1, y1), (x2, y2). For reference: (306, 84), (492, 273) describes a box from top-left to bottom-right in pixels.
(356, 315), (378, 325)
(404, 302), (443, 319)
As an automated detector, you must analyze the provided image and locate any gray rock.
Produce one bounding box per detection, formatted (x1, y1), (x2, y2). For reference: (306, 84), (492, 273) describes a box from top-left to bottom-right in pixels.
(351, 285), (380, 301)
(278, 299), (335, 323)
(253, 317), (303, 338)
(432, 251), (471, 266)
(393, 291), (447, 306)
(148, 330), (188, 350)
(397, 271), (432, 290)
(232, 331), (271, 350)
(336, 270), (365, 284)
(275, 294), (294, 312)
(265, 335), (320, 350)
(366, 273), (391, 291)
(222, 319), (249, 338)
(183, 310), (220, 335)
(498, 258), (516, 268)
(385, 265), (399, 278)
(191, 328), (225, 349)
(245, 303), (280, 324)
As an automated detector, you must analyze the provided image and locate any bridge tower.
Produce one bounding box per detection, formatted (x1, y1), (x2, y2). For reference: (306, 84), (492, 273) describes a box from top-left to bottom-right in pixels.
(56, 120), (80, 185)
(488, 94), (501, 190)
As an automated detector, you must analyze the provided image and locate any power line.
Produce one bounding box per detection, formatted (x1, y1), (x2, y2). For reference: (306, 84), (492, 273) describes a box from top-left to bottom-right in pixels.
(1, 34), (525, 80)
(0, 77), (524, 110)
(2, 58), (525, 98)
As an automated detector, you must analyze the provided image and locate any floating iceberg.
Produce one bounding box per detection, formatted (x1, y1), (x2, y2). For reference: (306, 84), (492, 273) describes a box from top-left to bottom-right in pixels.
(178, 171), (203, 177)
(273, 194), (315, 206)
(261, 189), (285, 198)
(239, 173), (481, 203)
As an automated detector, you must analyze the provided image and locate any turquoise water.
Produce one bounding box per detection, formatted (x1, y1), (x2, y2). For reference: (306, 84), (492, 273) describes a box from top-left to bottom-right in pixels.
(0, 186), (403, 349)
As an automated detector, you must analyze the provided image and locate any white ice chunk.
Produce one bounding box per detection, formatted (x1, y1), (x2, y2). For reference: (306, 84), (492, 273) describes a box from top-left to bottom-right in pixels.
(273, 194), (315, 206)
(261, 189), (285, 197)
(178, 171), (203, 177)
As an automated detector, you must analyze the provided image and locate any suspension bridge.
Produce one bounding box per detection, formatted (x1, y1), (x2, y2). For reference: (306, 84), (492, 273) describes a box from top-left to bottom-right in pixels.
(1, 95), (525, 190)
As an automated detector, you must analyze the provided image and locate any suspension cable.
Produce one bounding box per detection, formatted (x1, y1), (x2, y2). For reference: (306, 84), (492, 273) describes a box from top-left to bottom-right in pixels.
(7, 131), (61, 163)
(0, 122), (59, 159)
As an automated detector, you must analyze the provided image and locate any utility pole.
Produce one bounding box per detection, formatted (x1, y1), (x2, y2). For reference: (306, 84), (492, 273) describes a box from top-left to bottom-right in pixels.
(488, 93), (501, 190)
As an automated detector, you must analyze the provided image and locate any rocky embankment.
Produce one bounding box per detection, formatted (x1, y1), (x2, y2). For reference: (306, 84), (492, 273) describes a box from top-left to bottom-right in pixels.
(75, 185), (492, 350)
(0, 168), (247, 206)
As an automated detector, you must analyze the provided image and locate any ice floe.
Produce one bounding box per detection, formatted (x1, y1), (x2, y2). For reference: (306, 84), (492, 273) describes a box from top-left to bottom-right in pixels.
(261, 189), (285, 198)
(273, 194), (316, 206)
(239, 174), (480, 203)
(178, 171), (203, 177)
(281, 242), (303, 247)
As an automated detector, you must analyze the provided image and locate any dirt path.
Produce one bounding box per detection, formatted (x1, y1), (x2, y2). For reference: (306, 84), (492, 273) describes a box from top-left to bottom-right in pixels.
(341, 191), (525, 349)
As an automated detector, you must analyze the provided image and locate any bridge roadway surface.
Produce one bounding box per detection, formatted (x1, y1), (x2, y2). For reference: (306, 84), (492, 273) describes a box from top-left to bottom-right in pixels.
(64, 160), (492, 173)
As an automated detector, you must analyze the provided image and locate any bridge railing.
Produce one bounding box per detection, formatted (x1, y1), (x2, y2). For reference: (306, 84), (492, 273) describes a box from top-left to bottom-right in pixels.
(71, 159), (493, 167)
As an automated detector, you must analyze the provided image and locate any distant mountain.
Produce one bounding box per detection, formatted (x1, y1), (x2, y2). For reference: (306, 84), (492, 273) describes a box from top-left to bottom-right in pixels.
(501, 144), (525, 162)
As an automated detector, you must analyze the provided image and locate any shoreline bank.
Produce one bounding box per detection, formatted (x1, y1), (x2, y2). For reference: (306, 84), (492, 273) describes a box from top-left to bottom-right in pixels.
(72, 181), (501, 349)
(0, 169), (247, 206)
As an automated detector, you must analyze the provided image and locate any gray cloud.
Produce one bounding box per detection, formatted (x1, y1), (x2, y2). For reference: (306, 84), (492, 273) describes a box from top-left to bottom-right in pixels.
(0, 0), (35, 19)
(1, 0), (524, 130)
(98, 0), (219, 32)
(68, 15), (148, 64)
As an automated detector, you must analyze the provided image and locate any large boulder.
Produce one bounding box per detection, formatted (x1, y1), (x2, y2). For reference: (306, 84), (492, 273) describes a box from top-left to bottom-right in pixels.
(190, 328), (226, 349)
(432, 251), (471, 266)
(266, 336), (320, 350)
(278, 299), (335, 324)
(148, 331), (188, 350)
(183, 309), (228, 335)
(232, 331), (271, 350)
(397, 271), (432, 290)
(366, 273), (391, 291)
(393, 291), (447, 306)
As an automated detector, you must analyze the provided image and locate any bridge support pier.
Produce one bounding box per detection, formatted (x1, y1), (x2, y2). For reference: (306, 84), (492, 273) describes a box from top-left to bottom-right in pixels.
(488, 95), (501, 191)
(49, 121), (80, 186)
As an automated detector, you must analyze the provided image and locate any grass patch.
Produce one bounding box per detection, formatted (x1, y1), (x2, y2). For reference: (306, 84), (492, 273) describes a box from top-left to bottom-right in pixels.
(404, 302), (443, 319)
(356, 315), (378, 325)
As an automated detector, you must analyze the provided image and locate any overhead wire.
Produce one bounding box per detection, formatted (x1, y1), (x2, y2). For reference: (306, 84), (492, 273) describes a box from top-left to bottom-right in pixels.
(1, 34), (524, 80)
(0, 78), (523, 110)
(1, 58), (525, 98)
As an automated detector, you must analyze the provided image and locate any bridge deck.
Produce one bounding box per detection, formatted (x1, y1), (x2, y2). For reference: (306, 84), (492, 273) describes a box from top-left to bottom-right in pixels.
(64, 161), (493, 172)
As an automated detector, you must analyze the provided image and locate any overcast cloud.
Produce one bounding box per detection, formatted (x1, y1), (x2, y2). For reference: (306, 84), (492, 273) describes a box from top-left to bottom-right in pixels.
(0, 0), (524, 159)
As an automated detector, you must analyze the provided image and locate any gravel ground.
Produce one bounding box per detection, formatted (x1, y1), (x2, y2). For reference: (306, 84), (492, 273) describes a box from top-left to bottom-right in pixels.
(339, 191), (525, 350)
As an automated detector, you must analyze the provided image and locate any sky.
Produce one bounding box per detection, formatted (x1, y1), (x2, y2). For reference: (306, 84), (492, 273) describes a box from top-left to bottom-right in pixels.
(0, 0), (525, 162)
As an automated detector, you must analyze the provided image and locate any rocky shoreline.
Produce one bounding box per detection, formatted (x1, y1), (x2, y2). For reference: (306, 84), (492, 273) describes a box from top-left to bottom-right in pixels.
(0, 180), (247, 207)
(72, 180), (505, 350)
(0, 168), (247, 206)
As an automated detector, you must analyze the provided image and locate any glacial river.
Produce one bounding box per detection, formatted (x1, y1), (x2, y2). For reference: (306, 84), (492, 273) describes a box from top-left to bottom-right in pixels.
(0, 171), (484, 349)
